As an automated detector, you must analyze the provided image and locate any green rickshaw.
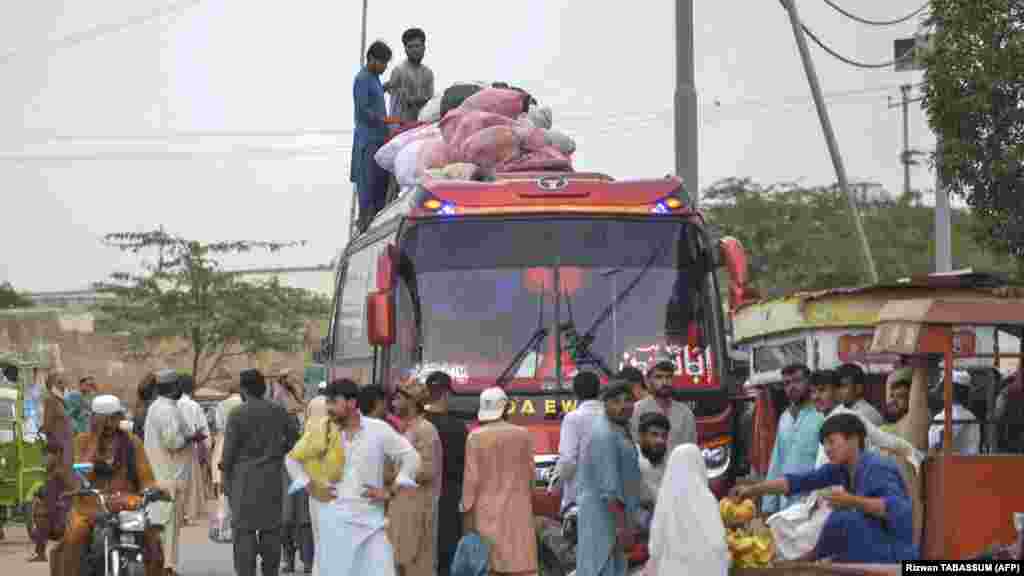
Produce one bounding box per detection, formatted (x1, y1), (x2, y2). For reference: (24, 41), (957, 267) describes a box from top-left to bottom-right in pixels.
(0, 352), (49, 539)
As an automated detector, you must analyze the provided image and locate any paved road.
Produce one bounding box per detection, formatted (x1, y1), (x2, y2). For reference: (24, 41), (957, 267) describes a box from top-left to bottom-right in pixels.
(0, 521), (235, 576)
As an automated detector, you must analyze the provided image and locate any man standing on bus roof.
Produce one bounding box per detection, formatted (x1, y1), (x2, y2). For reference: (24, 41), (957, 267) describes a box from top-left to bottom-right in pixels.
(383, 28), (434, 123)
(630, 358), (696, 454)
(761, 363), (824, 515)
(352, 40), (400, 234)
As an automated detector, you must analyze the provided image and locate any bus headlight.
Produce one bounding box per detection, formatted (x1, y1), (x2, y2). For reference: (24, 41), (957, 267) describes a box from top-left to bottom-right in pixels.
(703, 445), (730, 479)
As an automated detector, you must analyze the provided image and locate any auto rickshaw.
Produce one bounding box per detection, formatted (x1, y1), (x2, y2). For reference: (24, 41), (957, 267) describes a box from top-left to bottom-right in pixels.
(0, 354), (48, 539)
(867, 296), (1024, 560)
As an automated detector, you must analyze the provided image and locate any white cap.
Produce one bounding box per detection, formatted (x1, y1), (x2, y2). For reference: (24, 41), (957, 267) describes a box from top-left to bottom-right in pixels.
(92, 394), (123, 416)
(477, 387), (509, 422)
(318, 381), (327, 391)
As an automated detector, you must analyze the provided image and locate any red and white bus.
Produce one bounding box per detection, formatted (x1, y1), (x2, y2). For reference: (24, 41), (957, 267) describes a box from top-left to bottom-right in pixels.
(326, 171), (751, 516)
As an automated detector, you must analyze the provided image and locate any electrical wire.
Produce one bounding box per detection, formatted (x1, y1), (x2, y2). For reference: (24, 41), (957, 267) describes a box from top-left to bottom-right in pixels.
(800, 21), (915, 69)
(820, 0), (930, 27)
(1, 0), (205, 65)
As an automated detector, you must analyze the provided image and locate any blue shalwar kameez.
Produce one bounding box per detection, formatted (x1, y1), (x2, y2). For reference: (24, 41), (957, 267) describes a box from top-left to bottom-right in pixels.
(763, 404), (824, 514)
(784, 451), (919, 563)
(351, 67), (390, 232)
(575, 415), (642, 576)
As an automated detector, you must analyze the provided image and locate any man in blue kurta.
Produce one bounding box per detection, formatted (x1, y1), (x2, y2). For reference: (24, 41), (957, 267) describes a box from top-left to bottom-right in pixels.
(763, 363), (825, 514)
(352, 40), (397, 234)
(734, 413), (918, 563)
(576, 381), (642, 576)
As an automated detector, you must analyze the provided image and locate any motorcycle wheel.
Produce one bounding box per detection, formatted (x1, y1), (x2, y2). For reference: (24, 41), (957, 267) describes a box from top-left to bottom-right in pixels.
(123, 560), (147, 576)
(537, 541), (567, 576)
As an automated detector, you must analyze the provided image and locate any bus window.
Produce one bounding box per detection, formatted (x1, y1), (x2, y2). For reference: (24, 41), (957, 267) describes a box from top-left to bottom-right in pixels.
(334, 242), (389, 360)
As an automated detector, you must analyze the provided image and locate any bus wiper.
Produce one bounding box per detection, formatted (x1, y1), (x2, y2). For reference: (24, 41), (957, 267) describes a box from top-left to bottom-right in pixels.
(496, 282), (547, 388)
(565, 247), (663, 374)
(495, 327), (549, 388)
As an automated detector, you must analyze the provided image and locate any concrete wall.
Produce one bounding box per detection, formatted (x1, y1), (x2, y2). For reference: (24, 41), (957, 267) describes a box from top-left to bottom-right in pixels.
(0, 308), (318, 411)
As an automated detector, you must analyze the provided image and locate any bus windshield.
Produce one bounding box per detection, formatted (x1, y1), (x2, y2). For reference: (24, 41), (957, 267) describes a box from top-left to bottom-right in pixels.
(391, 218), (722, 395)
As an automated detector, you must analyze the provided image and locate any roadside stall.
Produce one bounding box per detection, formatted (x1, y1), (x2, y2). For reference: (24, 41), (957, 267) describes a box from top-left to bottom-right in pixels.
(868, 297), (1024, 560)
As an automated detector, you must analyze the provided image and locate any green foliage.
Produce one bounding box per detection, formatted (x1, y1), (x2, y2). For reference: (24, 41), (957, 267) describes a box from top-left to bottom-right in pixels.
(703, 178), (1018, 297)
(921, 0), (1024, 258)
(0, 282), (33, 309)
(92, 230), (331, 385)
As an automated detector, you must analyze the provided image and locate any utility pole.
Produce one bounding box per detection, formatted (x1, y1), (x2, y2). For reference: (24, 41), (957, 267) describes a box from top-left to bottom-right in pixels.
(934, 136), (952, 272)
(888, 84), (923, 198)
(348, 0), (371, 241)
(782, 0), (879, 283)
(675, 0), (699, 206)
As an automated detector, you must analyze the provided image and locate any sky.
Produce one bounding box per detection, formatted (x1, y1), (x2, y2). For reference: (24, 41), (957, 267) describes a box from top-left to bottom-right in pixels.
(1, 0), (937, 292)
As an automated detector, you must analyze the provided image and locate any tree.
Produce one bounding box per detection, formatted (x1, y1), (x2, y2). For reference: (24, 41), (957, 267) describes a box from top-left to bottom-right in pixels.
(922, 0), (1024, 258)
(704, 178), (1019, 297)
(0, 282), (33, 309)
(93, 230), (332, 386)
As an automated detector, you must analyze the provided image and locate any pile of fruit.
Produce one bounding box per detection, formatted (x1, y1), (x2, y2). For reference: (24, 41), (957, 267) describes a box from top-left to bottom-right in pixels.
(720, 498), (775, 568)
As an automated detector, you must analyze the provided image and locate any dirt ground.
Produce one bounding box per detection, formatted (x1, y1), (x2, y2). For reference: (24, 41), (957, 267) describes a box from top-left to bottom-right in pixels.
(0, 520), (213, 575)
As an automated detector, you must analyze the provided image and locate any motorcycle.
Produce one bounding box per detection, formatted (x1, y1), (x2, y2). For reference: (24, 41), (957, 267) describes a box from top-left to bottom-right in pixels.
(538, 470), (650, 576)
(66, 462), (172, 576)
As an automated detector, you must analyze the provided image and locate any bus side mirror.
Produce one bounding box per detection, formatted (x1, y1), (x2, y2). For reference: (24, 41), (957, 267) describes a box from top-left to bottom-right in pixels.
(719, 237), (750, 312)
(366, 291), (395, 347)
(377, 245), (397, 290)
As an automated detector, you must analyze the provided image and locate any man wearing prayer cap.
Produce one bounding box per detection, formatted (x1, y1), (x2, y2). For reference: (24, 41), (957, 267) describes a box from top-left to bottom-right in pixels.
(460, 387), (538, 576)
(144, 369), (192, 576)
(55, 393), (164, 576)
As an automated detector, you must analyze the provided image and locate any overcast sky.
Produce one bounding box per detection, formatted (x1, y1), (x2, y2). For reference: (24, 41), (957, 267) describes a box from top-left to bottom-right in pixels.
(1, 0), (934, 292)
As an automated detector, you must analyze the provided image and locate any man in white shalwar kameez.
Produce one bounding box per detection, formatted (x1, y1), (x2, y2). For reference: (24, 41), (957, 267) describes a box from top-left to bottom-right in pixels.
(285, 379), (420, 576)
(766, 369), (923, 560)
(144, 369), (193, 575)
(177, 374), (211, 524)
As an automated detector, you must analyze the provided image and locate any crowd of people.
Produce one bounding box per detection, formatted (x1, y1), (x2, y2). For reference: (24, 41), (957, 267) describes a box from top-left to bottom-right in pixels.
(27, 353), (932, 576)
(737, 362), (922, 564)
(31, 367), (307, 576)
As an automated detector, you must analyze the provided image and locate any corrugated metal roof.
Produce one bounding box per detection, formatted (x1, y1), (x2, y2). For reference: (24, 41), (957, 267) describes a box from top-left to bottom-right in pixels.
(735, 270), (1014, 311)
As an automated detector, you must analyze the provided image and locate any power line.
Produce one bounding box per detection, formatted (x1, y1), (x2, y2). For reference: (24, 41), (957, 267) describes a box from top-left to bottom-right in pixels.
(800, 20), (914, 69)
(16, 128), (357, 145)
(820, 0), (930, 27)
(1, 0), (205, 65)
(0, 146), (352, 163)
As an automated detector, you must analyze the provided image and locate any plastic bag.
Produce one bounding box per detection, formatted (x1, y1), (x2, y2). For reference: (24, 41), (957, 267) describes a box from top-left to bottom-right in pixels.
(544, 129), (576, 155)
(414, 137), (452, 181)
(441, 83), (485, 117)
(525, 105), (553, 130)
(496, 146), (572, 172)
(209, 495), (233, 544)
(418, 94), (444, 123)
(439, 109), (517, 150)
(393, 139), (429, 187)
(459, 88), (528, 119)
(458, 125), (521, 169)
(375, 123), (441, 172)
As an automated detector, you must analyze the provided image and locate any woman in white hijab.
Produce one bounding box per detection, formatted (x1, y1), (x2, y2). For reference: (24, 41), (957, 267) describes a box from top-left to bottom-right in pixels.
(646, 444), (730, 575)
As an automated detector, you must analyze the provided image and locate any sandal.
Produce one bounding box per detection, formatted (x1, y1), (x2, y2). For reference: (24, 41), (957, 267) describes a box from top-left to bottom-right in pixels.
(27, 554), (47, 563)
